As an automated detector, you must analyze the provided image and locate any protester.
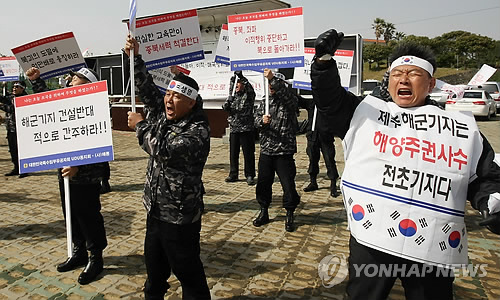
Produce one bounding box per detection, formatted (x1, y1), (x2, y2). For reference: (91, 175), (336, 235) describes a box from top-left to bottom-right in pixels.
(298, 96), (339, 197)
(222, 71), (256, 185)
(125, 36), (211, 300)
(26, 66), (108, 285)
(311, 29), (500, 299)
(253, 69), (301, 232)
(0, 80), (29, 178)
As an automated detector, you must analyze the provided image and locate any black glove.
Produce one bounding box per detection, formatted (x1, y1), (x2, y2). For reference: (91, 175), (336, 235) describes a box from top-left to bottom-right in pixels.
(314, 29), (344, 58)
(479, 208), (500, 235)
(234, 70), (243, 79)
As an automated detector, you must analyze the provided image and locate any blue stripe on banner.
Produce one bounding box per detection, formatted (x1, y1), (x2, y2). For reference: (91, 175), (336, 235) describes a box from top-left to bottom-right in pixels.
(145, 50), (205, 70)
(40, 63), (87, 80)
(215, 56), (230, 65)
(231, 56), (304, 71)
(292, 80), (311, 90)
(19, 145), (114, 174)
(342, 179), (465, 217)
(0, 76), (20, 82)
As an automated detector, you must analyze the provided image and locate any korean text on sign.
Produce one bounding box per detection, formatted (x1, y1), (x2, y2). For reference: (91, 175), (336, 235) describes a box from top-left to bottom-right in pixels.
(15, 81), (114, 174)
(12, 32), (86, 80)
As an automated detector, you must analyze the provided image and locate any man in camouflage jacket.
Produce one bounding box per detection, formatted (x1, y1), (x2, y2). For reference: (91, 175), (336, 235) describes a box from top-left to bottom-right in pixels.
(253, 68), (300, 232)
(0, 80), (28, 177)
(27, 67), (108, 285)
(222, 71), (256, 185)
(125, 36), (211, 300)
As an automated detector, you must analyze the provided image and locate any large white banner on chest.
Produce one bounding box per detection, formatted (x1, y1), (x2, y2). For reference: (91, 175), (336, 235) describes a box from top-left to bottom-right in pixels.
(341, 96), (483, 266)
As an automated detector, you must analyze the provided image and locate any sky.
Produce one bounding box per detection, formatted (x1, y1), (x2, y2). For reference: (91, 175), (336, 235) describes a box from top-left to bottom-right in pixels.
(1, 0), (499, 56)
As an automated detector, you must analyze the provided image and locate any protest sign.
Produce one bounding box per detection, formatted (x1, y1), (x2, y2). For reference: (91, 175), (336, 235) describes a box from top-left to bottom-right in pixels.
(214, 24), (230, 65)
(15, 81), (113, 174)
(12, 32), (86, 80)
(0, 57), (20, 82)
(228, 7), (304, 71)
(293, 48), (354, 90)
(134, 9), (204, 70)
(468, 64), (496, 86)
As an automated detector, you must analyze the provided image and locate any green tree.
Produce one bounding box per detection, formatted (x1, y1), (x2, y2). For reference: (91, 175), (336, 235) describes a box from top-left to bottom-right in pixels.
(383, 22), (396, 43)
(394, 32), (406, 41)
(437, 31), (495, 68)
(364, 43), (392, 69)
(372, 18), (386, 43)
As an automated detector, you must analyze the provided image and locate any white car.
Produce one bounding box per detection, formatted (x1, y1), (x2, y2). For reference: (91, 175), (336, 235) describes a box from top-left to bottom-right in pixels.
(445, 90), (497, 120)
(362, 79), (381, 97)
(477, 82), (500, 113)
(429, 88), (453, 108)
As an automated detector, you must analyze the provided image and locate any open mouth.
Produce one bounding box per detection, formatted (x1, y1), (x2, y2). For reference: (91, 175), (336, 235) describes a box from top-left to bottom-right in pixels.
(398, 88), (412, 97)
(166, 106), (174, 115)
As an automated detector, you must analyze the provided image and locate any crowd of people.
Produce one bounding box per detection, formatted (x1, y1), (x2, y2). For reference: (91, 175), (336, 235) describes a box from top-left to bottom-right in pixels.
(1, 29), (499, 300)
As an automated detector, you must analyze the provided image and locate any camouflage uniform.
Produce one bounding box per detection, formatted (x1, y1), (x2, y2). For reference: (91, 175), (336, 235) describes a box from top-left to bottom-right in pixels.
(30, 77), (107, 252)
(222, 74), (255, 179)
(0, 90), (27, 173)
(131, 55), (211, 299)
(254, 76), (300, 210)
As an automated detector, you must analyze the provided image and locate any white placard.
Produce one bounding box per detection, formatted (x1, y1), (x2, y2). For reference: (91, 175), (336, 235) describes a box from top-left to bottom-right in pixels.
(0, 57), (20, 82)
(468, 64), (497, 86)
(134, 9), (204, 70)
(342, 96), (483, 266)
(214, 24), (230, 65)
(293, 48), (354, 91)
(15, 81), (114, 174)
(228, 7), (304, 71)
(12, 32), (86, 80)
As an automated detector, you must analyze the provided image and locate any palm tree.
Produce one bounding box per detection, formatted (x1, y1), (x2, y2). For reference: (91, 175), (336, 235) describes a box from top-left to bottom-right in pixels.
(383, 22), (396, 43)
(372, 18), (386, 43)
(394, 31), (406, 41)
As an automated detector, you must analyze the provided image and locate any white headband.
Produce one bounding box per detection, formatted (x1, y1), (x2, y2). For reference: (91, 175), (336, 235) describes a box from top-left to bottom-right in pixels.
(167, 80), (198, 100)
(390, 56), (434, 75)
(75, 68), (98, 83)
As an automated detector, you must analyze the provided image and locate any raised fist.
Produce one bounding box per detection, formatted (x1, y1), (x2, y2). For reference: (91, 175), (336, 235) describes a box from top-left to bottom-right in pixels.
(26, 67), (41, 81)
(314, 29), (344, 57)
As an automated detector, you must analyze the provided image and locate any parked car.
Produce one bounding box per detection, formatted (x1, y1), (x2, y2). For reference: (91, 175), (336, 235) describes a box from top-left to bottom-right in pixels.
(476, 82), (500, 113)
(445, 90), (497, 120)
(429, 87), (453, 108)
(362, 79), (381, 97)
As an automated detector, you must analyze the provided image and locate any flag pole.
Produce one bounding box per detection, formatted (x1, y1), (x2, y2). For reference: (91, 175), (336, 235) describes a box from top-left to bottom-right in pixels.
(129, 0), (137, 113)
(64, 170), (73, 257)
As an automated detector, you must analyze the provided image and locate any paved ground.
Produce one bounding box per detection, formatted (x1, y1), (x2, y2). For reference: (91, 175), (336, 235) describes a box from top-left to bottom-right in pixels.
(0, 115), (499, 300)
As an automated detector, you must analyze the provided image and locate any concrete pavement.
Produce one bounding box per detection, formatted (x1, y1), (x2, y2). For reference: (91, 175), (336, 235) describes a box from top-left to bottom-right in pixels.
(0, 116), (499, 300)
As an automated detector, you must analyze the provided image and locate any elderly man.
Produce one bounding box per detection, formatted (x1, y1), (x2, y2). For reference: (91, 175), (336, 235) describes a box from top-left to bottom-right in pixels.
(125, 36), (211, 300)
(311, 29), (500, 299)
(0, 80), (28, 178)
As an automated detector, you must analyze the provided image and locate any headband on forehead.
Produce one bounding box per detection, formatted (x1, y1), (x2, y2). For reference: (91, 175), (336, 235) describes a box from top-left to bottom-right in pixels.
(389, 56), (434, 76)
(167, 80), (198, 100)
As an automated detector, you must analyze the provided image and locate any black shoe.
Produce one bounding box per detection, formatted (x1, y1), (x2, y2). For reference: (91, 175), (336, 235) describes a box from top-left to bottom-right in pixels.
(18, 173), (29, 178)
(57, 247), (88, 272)
(100, 180), (111, 194)
(303, 181), (318, 192)
(330, 179), (339, 197)
(246, 176), (256, 186)
(225, 176), (238, 182)
(78, 252), (103, 285)
(285, 210), (295, 232)
(5, 169), (19, 176)
(253, 208), (269, 227)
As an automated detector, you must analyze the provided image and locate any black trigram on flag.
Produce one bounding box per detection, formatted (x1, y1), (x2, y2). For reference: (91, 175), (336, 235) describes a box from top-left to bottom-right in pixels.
(439, 241), (447, 251)
(415, 235), (425, 245)
(348, 197), (353, 206)
(388, 227), (397, 238)
(390, 211), (400, 220)
(442, 224), (451, 234)
(462, 227), (466, 236)
(418, 218), (428, 228)
(458, 244), (463, 253)
(367, 204), (375, 213)
(363, 220), (372, 229)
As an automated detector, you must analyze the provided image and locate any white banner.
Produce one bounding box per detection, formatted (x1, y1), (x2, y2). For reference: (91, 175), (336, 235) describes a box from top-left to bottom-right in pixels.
(0, 57), (20, 82)
(15, 81), (114, 174)
(342, 96), (483, 266)
(228, 7), (304, 71)
(150, 65), (190, 93)
(214, 24), (230, 65)
(293, 48), (354, 91)
(179, 60), (265, 101)
(468, 64), (496, 86)
(134, 9), (204, 70)
(12, 32), (86, 80)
